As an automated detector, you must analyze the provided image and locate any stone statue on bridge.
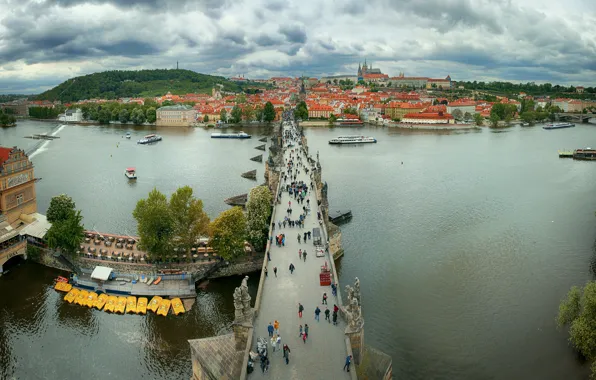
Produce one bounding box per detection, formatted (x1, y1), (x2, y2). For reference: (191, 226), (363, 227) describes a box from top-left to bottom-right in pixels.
(345, 278), (364, 331)
(233, 276), (253, 324)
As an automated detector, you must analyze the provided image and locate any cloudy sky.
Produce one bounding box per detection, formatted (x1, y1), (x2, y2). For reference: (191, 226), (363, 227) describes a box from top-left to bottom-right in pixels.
(0, 0), (595, 94)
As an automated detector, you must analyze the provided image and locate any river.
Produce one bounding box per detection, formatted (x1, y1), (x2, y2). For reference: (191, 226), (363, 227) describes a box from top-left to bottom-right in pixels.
(1, 120), (596, 379)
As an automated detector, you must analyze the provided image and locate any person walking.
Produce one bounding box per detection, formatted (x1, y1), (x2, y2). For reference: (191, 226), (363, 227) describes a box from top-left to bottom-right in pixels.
(299, 324), (303, 337)
(298, 303), (304, 318)
(314, 306), (321, 322)
(274, 320), (280, 335)
(303, 250), (307, 262)
(273, 267), (278, 277)
(322, 292), (328, 305)
(298, 249), (302, 260)
(289, 263), (295, 274)
(325, 307), (330, 323)
(331, 283), (337, 296)
(267, 251), (271, 261)
(302, 331), (307, 344)
(297, 233), (301, 243)
(304, 324), (309, 339)
(268, 322), (274, 337)
(332, 310), (338, 326)
(260, 354), (267, 373)
(343, 355), (352, 372)
(265, 267), (268, 277)
(283, 344), (290, 365)
(276, 335), (282, 352)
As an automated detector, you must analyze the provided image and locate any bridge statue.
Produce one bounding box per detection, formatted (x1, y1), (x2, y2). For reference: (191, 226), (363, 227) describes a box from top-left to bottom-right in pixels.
(344, 279), (364, 330)
(233, 276), (253, 323)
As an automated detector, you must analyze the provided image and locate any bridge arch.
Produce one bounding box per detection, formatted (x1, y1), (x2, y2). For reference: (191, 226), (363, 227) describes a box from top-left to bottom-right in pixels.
(0, 239), (27, 272)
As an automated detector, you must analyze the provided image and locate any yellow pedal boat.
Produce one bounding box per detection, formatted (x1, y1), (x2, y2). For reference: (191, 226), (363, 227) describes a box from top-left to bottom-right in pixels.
(171, 298), (185, 315)
(136, 297), (148, 315)
(64, 288), (80, 303)
(147, 296), (162, 313)
(94, 293), (109, 310)
(115, 296), (127, 314)
(104, 295), (118, 312)
(126, 296), (137, 314)
(156, 299), (171, 317)
(75, 290), (89, 306)
(54, 282), (72, 292)
(85, 292), (98, 308)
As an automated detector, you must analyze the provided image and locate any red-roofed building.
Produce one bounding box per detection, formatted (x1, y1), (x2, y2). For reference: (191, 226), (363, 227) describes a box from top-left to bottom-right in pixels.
(402, 111), (455, 124)
(308, 104), (334, 118)
(0, 146), (37, 226)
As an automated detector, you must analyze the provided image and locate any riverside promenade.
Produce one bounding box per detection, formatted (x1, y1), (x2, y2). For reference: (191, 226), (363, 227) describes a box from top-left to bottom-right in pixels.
(250, 121), (352, 379)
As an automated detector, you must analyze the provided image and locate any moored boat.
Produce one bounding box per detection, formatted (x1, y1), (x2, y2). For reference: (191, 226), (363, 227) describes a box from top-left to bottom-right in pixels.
(137, 134), (162, 144)
(125, 132), (131, 139)
(329, 135), (377, 145)
(157, 299), (171, 316)
(210, 131), (251, 139)
(573, 147), (596, 160)
(126, 296), (137, 314)
(104, 295), (118, 312)
(115, 296), (127, 314)
(125, 167), (137, 180)
(94, 293), (109, 310)
(171, 298), (185, 315)
(147, 296), (162, 313)
(54, 281), (72, 292)
(75, 290), (89, 306)
(136, 297), (148, 315)
(64, 288), (80, 303)
(543, 122), (575, 130)
(85, 292), (99, 308)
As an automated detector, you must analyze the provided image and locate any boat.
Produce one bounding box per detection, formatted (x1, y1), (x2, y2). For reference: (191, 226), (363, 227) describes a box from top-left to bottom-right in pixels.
(115, 296), (127, 314)
(153, 276), (162, 285)
(104, 295), (118, 312)
(64, 288), (80, 303)
(126, 296), (137, 314)
(136, 297), (148, 315)
(137, 134), (162, 144)
(56, 276), (69, 283)
(125, 167), (137, 180)
(573, 148), (596, 161)
(54, 281), (72, 292)
(94, 293), (109, 310)
(156, 299), (171, 316)
(147, 276), (154, 286)
(147, 296), (162, 313)
(210, 131), (251, 139)
(521, 122), (530, 126)
(75, 290), (89, 306)
(543, 122), (575, 130)
(140, 274), (147, 283)
(171, 298), (185, 315)
(328, 135), (377, 145)
(85, 292), (98, 308)
(125, 132), (131, 139)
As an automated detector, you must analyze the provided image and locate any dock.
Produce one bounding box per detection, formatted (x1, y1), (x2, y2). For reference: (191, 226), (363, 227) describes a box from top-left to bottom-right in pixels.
(558, 150), (574, 158)
(329, 209), (353, 224)
(24, 134), (60, 140)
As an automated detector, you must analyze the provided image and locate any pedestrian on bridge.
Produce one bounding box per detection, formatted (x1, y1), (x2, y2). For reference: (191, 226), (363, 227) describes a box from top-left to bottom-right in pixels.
(325, 307), (330, 322)
(283, 344), (291, 365)
(268, 323), (274, 337)
(314, 306), (321, 322)
(322, 293), (328, 305)
(298, 249), (302, 260)
(289, 263), (295, 274)
(298, 303), (304, 318)
(304, 324), (309, 339)
(274, 320), (280, 335)
(303, 250), (307, 262)
(343, 355), (352, 372)
(273, 267), (278, 277)
(297, 234), (301, 243)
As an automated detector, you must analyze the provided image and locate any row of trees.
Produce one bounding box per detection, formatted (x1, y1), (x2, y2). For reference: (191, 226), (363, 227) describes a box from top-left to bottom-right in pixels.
(78, 101), (157, 125)
(29, 106), (65, 119)
(45, 195), (85, 258)
(460, 80), (596, 97)
(294, 101), (308, 120)
(220, 101), (276, 124)
(133, 185), (272, 261)
(0, 109), (16, 126)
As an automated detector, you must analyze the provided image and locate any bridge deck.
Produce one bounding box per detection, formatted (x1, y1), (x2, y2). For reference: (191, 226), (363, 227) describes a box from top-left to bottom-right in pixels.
(251, 122), (351, 379)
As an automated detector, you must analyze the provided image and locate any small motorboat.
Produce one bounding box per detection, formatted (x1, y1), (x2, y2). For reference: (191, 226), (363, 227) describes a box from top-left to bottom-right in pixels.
(56, 276), (69, 283)
(153, 276), (162, 285)
(125, 132), (131, 139)
(147, 276), (154, 286)
(125, 167), (137, 180)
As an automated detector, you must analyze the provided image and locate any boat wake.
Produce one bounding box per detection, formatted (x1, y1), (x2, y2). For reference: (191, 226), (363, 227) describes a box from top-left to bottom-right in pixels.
(28, 124), (66, 159)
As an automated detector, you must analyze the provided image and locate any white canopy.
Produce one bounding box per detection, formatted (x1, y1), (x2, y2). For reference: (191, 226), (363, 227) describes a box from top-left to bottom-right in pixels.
(91, 266), (113, 281)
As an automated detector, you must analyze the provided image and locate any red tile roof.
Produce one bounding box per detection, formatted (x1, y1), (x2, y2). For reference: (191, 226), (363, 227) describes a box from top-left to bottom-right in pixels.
(0, 147), (12, 165)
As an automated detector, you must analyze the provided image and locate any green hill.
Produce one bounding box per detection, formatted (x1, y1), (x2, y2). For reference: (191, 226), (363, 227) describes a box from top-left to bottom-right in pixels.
(34, 69), (264, 102)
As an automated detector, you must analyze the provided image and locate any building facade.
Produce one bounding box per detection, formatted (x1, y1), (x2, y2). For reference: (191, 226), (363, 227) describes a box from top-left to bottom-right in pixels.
(61, 108), (83, 122)
(156, 105), (198, 126)
(0, 147), (37, 226)
(402, 112), (455, 124)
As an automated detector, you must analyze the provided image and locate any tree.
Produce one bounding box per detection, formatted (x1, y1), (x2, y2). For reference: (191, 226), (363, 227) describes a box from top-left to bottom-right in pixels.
(473, 113), (484, 126)
(146, 107), (156, 123)
(118, 108), (130, 123)
(328, 113), (337, 125)
(169, 186), (210, 259)
(230, 105), (242, 123)
(98, 109), (111, 124)
(47, 194), (77, 223)
(295, 101), (308, 120)
(131, 108), (146, 124)
(343, 107), (358, 115)
(46, 210), (85, 259)
(520, 111), (536, 124)
(557, 283), (596, 378)
(463, 112), (472, 121)
(489, 112), (500, 127)
(242, 106), (254, 121)
(246, 186), (272, 252)
(263, 101), (276, 123)
(203, 114), (209, 123)
(209, 207), (247, 261)
(133, 188), (174, 261)
(452, 109), (463, 120)
(0, 111), (16, 126)
(220, 109), (228, 123)
(254, 105), (264, 122)
(235, 94), (247, 104)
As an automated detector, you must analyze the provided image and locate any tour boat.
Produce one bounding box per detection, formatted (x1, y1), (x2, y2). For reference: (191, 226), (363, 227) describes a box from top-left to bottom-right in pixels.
(125, 167), (137, 180)
(137, 134), (162, 144)
(573, 148), (596, 161)
(210, 131), (251, 139)
(543, 122), (575, 130)
(328, 135), (377, 145)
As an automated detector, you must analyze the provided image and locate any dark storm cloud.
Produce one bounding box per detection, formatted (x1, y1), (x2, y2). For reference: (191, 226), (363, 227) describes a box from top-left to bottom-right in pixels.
(254, 34), (280, 47)
(279, 25), (307, 44)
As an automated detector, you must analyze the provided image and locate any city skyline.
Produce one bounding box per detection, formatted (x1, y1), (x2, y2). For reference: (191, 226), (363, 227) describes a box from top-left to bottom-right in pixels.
(0, 0), (595, 94)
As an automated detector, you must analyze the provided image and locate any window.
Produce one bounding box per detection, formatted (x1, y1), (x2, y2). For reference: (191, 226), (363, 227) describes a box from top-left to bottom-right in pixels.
(16, 194), (23, 205)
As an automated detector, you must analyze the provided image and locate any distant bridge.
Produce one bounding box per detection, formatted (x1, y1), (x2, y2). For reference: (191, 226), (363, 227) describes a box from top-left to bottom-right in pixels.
(555, 113), (596, 123)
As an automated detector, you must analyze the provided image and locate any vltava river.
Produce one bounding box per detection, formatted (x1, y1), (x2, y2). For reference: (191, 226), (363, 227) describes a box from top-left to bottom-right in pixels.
(1, 120), (596, 379)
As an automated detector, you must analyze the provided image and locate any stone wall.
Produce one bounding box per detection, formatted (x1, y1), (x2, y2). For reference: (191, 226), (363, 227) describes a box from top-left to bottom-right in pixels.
(327, 222), (344, 259)
(208, 257), (264, 279)
(32, 249), (72, 272)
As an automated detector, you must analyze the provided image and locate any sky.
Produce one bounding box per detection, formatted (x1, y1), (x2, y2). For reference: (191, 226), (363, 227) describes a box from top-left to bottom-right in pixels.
(0, 0), (595, 94)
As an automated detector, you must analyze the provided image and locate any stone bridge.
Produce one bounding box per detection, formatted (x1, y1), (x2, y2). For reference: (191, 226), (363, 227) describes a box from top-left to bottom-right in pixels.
(555, 112), (596, 123)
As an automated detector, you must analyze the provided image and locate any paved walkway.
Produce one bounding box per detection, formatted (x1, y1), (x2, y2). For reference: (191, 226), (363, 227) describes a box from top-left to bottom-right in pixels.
(251, 121), (351, 379)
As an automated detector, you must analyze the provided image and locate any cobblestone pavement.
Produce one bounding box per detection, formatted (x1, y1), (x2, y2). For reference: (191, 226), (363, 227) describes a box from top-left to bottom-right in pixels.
(250, 123), (351, 380)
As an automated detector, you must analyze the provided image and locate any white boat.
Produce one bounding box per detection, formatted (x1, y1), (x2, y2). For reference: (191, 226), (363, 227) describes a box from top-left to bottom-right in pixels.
(211, 131), (251, 139)
(543, 122), (575, 130)
(125, 167), (137, 180)
(329, 135), (377, 145)
(125, 132), (131, 139)
(137, 134), (162, 144)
